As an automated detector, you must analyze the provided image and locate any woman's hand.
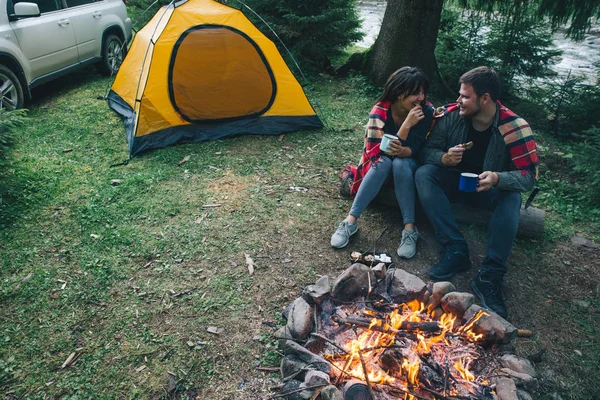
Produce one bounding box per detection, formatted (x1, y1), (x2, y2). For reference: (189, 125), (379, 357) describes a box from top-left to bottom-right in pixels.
(401, 104), (425, 129)
(387, 139), (411, 158)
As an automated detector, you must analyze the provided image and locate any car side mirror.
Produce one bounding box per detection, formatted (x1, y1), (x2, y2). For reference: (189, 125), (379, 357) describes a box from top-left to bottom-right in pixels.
(11, 2), (41, 19)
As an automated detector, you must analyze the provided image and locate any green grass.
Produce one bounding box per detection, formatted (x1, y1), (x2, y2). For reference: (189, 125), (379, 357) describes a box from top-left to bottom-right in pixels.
(0, 67), (598, 399)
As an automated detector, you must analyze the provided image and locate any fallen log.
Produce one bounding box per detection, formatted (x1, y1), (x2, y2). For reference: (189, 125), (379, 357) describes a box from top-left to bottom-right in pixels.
(379, 186), (544, 239)
(339, 180), (544, 239)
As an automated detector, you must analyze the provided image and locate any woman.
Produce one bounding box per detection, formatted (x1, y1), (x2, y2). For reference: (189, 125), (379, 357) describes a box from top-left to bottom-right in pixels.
(331, 67), (434, 259)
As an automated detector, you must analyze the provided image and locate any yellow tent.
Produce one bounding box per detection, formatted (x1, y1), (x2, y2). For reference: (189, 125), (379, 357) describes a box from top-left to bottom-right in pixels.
(108, 0), (323, 156)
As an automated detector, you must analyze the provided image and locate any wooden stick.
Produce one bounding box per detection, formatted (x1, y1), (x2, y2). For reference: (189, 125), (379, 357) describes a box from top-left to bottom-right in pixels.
(337, 316), (441, 333)
(310, 333), (348, 354)
(269, 383), (328, 399)
(517, 329), (533, 338)
(357, 349), (376, 400)
(256, 366), (280, 372)
(335, 356), (354, 386)
(353, 327), (376, 400)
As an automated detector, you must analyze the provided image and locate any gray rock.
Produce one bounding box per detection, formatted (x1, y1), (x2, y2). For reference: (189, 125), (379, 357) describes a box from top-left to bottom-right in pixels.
(304, 370), (330, 387)
(282, 303), (292, 320)
(463, 304), (517, 344)
(303, 276), (331, 305)
(570, 234), (598, 248)
(388, 268), (428, 303)
(372, 263), (387, 279)
(320, 385), (343, 400)
(287, 297), (313, 340)
(517, 389), (533, 400)
(441, 291), (475, 317)
(280, 379), (303, 400)
(500, 354), (537, 377)
(428, 282), (456, 310)
(283, 341), (331, 375)
(281, 354), (307, 381)
(495, 376), (518, 400)
(499, 368), (539, 391)
(331, 263), (375, 302)
(277, 325), (295, 351)
(297, 382), (316, 400)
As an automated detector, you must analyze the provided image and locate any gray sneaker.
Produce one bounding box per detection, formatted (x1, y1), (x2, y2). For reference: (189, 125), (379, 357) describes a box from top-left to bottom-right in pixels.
(330, 220), (358, 249)
(397, 228), (419, 259)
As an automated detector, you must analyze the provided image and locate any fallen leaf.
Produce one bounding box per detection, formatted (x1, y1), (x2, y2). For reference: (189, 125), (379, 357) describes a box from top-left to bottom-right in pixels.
(135, 365), (146, 372)
(244, 253), (255, 275)
(207, 326), (224, 335)
(61, 352), (76, 369)
(195, 213), (208, 224)
(186, 341), (195, 348)
(177, 155), (190, 166)
(50, 293), (59, 299)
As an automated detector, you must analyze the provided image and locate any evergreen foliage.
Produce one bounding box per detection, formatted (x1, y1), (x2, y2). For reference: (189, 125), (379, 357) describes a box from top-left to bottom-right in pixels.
(435, 1), (600, 220)
(239, 0), (363, 71)
(436, 5), (560, 99)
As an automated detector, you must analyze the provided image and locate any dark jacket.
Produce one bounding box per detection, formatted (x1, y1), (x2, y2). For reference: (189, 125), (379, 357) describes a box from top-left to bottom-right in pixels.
(420, 104), (535, 192)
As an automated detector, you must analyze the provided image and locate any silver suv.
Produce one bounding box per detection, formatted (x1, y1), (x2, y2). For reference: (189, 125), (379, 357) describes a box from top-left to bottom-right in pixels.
(0, 0), (132, 110)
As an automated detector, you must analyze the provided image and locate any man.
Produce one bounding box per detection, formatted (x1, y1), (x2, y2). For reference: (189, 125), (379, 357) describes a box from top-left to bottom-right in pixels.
(415, 66), (538, 318)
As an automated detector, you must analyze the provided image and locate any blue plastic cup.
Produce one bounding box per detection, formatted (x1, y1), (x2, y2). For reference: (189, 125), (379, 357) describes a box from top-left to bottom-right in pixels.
(459, 172), (479, 192)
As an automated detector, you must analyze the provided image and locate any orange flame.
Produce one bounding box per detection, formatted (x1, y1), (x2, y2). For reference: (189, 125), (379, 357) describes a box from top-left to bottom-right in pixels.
(327, 300), (488, 394)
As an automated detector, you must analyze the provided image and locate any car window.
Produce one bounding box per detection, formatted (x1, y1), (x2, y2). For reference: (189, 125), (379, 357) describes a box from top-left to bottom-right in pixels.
(65, 0), (98, 7)
(13, 0), (64, 13)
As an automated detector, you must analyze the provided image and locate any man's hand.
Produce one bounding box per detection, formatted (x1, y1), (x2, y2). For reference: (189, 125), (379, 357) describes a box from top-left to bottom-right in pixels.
(387, 139), (411, 158)
(441, 145), (465, 166)
(477, 171), (499, 192)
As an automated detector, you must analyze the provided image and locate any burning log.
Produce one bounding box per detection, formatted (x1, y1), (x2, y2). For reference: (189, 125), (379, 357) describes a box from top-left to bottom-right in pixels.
(275, 267), (538, 400)
(336, 316), (441, 334)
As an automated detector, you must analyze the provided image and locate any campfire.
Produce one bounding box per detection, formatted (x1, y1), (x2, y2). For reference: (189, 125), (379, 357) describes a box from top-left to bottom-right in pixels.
(273, 261), (539, 400)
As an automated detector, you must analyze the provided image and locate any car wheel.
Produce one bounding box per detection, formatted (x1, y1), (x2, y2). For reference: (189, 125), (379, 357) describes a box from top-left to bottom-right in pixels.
(0, 65), (24, 111)
(101, 34), (125, 76)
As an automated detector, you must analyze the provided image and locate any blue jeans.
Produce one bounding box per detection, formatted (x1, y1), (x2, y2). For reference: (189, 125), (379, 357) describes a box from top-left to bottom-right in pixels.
(350, 156), (419, 224)
(415, 165), (522, 278)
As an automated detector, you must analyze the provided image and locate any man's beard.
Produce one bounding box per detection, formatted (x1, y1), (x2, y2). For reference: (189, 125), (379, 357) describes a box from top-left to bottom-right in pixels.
(462, 104), (482, 119)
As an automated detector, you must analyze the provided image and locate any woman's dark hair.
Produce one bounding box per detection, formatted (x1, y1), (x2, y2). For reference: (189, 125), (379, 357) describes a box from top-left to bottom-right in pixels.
(378, 67), (430, 103)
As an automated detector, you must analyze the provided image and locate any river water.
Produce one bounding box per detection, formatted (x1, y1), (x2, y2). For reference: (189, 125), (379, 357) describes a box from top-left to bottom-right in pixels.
(356, 1), (600, 84)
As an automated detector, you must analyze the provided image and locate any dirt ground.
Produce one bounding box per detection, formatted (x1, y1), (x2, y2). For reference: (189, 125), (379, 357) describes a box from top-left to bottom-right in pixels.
(172, 186), (600, 399)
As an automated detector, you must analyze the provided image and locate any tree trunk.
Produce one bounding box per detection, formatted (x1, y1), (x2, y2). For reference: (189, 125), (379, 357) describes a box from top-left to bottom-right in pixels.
(365, 0), (445, 91)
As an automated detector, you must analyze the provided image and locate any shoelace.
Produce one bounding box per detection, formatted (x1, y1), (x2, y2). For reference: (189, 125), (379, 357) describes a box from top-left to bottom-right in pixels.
(335, 221), (350, 236)
(479, 280), (503, 299)
(403, 232), (417, 246)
